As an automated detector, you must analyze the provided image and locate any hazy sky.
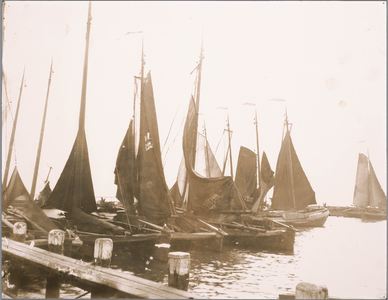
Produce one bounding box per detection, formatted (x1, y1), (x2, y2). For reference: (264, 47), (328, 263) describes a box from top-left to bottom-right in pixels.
(2, 1), (386, 207)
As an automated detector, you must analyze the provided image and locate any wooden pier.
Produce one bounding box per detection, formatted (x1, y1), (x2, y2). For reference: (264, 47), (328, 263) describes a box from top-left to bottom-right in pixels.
(2, 238), (200, 299)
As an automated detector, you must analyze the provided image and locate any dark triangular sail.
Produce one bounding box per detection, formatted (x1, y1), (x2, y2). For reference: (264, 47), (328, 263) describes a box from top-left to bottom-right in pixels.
(44, 129), (97, 214)
(3, 167), (58, 232)
(136, 72), (172, 225)
(271, 131), (316, 210)
(369, 160), (387, 209)
(252, 151), (274, 213)
(183, 96), (246, 215)
(235, 146), (258, 208)
(114, 120), (136, 215)
(36, 181), (52, 207)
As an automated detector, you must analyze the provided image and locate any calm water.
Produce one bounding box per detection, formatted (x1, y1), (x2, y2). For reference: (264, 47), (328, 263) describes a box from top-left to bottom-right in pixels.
(5, 217), (387, 299)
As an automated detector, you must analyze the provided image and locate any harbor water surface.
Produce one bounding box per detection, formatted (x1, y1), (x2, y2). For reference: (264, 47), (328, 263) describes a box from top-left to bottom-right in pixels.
(9, 216), (387, 299)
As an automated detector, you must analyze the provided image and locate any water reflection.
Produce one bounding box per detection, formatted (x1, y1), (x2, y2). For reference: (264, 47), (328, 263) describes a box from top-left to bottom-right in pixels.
(3, 217), (386, 299)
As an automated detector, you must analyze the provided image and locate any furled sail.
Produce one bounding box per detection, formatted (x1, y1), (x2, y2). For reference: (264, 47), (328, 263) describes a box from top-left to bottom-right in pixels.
(183, 96), (246, 215)
(114, 120), (136, 215)
(44, 129), (97, 214)
(353, 153), (370, 208)
(235, 146), (258, 209)
(136, 72), (172, 225)
(3, 167), (58, 232)
(271, 131), (316, 210)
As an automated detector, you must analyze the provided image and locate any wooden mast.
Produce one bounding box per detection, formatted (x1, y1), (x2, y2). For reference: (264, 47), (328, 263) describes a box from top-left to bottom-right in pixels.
(254, 108), (261, 190)
(193, 36), (204, 168)
(2, 67), (25, 190)
(285, 108), (296, 209)
(73, 1), (92, 209)
(226, 111), (233, 180)
(30, 60), (53, 200)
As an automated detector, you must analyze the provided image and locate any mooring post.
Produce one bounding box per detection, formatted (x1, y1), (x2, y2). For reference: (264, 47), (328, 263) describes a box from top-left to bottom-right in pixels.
(153, 243), (170, 261)
(167, 251), (190, 291)
(12, 222), (27, 242)
(295, 282), (329, 299)
(93, 238), (113, 268)
(91, 238), (114, 299)
(46, 229), (66, 299)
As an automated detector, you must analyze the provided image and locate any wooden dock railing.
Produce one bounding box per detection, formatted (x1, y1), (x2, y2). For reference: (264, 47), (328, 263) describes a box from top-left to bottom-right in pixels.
(2, 237), (200, 299)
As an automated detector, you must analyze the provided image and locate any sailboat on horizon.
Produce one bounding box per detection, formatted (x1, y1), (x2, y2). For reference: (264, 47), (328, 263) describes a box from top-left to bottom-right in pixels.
(349, 153), (386, 220)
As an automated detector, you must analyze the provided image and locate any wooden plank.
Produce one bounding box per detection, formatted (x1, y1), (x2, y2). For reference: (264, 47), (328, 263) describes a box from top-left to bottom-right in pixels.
(2, 239), (200, 299)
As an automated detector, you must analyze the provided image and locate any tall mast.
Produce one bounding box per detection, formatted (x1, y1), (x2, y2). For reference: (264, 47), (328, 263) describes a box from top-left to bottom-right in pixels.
(227, 111), (233, 180)
(285, 108), (296, 209)
(78, 1), (92, 132)
(192, 36), (204, 168)
(254, 108), (260, 188)
(2, 67), (25, 189)
(73, 1), (92, 209)
(30, 60), (53, 199)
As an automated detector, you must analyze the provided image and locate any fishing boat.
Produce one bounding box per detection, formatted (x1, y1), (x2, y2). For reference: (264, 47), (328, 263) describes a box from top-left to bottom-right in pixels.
(113, 40), (222, 253)
(234, 103), (275, 214)
(41, 3), (161, 258)
(265, 111), (329, 227)
(352, 153), (386, 221)
(169, 42), (295, 252)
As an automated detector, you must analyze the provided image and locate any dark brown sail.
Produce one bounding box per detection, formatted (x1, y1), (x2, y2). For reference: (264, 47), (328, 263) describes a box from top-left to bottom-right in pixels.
(271, 131), (316, 210)
(136, 72), (172, 225)
(114, 120), (136, 215)
(235, 146), (259, 209)
(183, 96), (246, 215)
(44, 129), (97, 214)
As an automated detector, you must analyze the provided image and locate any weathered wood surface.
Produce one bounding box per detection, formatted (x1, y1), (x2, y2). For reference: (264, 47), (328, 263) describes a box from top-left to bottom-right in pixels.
(2, 238), (200, 299)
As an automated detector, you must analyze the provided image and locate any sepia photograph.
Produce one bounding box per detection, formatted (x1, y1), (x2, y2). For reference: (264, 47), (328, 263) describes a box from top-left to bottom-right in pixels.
(2, 1), (386, 299)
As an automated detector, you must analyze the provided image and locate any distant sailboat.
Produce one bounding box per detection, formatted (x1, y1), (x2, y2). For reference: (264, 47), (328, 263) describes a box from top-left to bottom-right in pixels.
(269, 110), (329, 227)
(353, 153), (387, 220)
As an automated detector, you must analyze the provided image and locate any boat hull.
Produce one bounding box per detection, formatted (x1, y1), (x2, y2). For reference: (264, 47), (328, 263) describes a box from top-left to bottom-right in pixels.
(361, 211), (387, 221)
(222, 228), (295, 252)
(169, 232), (223, 252)
(256, 208), (330, 227)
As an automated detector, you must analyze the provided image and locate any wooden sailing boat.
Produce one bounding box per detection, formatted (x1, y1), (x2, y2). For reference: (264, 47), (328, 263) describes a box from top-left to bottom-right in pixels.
(114, 39), (223, 252)
(268, 110), (329, 227)
(2, 68), (58, 239)
(170, 42), (295, 252)
(234, 104), (275, 213)
(42, 2), (160, 258)
(352, 153), (386, 220)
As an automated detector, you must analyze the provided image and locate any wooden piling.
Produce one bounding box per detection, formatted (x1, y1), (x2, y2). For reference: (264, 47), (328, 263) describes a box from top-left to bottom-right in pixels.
(91, 238), (114, 299)
(46, 229), (65, 299)
(153, 243), (171, 262)
(12, 222), (27, 242)
(168, 252), (190, 291)
(93, 238), (113, 268)
(295, 282), (329, 299)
